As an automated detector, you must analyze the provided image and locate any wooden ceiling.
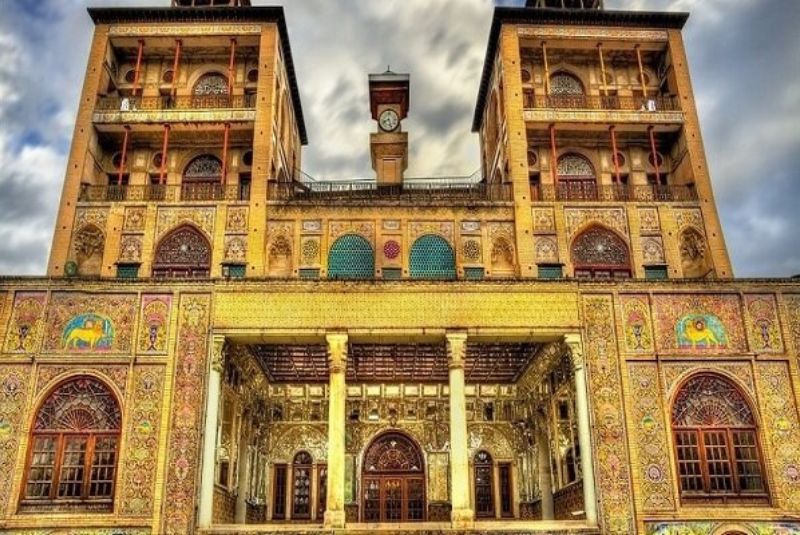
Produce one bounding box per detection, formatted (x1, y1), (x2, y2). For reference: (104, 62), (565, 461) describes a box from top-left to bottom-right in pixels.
(247, 342), (541, 385)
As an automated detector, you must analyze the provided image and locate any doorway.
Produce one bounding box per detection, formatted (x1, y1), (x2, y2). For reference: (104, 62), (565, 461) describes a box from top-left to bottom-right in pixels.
(361, 432), (426, 522)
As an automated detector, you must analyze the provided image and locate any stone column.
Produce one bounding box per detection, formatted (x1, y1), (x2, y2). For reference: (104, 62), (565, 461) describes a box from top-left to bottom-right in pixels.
(447, 332), (474, 529)
(535, 424), (554, 521)
(235, 420), (251, 523)
(324, 333), (348, 529)
(198, 335), (225, 528)
(564, 334), (598, 525)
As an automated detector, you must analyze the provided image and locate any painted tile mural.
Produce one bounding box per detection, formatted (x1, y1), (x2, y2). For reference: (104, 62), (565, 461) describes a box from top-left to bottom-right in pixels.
(120, 365), (165, 516)
(754, 361), (800, 510)
(652, 294), (745, 352)
(162, 294), (211, 534)
(627, 362), (675, 511)
(43, 293), (137, 353)
(783, 294), (800, 352)
(744, 294), (783, 353)
(646, 522), (800, 535)
(0, 366), (31, 516)
(3, 292), (47, 353)
(137, 294), (173, 354)
(619, 294), (654, 352)
(582, 295), (635, 534)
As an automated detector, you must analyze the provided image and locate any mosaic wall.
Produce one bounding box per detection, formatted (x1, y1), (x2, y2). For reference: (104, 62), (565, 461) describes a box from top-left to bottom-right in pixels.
(619, 294), (654, 353)
(35, 365), (128, 399)
(627, 362), (675, 512)
(652, 294), (745, 353)
(754, 361), (800, 510)
(162, 294), (212, 534)
(137, 294), (173, 354)
(43, 293), (138, 354)
(646, 521), (800, 535)
(744, 294), (783, 353)
(3, 292), (47, 353)
(119, 365), (166, 517)
(0, 366), (31, 516)
(582, 295), (636, 534)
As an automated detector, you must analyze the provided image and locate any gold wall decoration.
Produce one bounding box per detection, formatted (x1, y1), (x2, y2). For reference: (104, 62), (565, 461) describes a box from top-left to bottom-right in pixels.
(0, 366), (31, 516)
(156, 206), (215, 239)
(564, 208), (628, 240)
(409, 221), (454, 243)
(123, 207), (147, 233)
(3, 292), (47, 353)
(518, 26), (669, 42)
(639, 208), (661, 233)
(225, 207), (248, 234)
(108, 24), (263, 37)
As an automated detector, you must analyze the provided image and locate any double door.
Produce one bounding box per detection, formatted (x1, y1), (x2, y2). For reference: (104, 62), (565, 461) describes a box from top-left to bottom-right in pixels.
(363, 476), (425, 522)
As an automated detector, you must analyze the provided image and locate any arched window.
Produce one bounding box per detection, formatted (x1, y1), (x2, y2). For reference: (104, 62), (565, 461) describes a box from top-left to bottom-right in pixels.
(291, 451), (313, 520)
(362, 432), (425, 522)
(550, 72), (585, 96)
(192, 72), (229, 96)
(409, 235), (456, 280)
(21, 377), (121, 511)
(153, 225), (211, 278)
(672, 374), (767, 503)
(327, 234), (375, 280)
(182, 155), (222, 201)
(570, 226), (631, 279)
(474, 450), (495, 518)
(556, 153), (597, 200)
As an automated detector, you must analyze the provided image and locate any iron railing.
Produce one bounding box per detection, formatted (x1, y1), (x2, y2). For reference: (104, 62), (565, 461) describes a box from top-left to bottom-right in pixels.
(95, 94), (257, 112)
(526, 94), (680, 112)
(531, 183), (697, 202)
(78, 183), (250, 203)
(268, 181), (514, 204)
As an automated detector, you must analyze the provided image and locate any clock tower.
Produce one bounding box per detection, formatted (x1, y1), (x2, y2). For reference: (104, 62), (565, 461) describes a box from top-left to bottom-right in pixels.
(369, 69), (410, 185)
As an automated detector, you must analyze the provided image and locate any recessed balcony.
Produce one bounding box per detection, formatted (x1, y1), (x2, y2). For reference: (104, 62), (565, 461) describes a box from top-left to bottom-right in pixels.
(524, 94), (684, 126)
(531, 182), (697, 203)
(92, 94), (257, 124)
(78, 183), (250, 203)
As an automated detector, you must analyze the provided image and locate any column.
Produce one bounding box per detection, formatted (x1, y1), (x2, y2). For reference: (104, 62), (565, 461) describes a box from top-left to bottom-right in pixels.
(535, 424), (554, 520)
(564, 334), (598, 525)
(198, 335), (225, 528)
(235, 420), (250, 523)
(447, 332), (474, 529)
(324, 333), (348, 529)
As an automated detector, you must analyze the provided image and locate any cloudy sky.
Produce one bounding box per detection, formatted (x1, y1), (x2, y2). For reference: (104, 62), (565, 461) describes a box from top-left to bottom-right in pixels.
(0, 0), (798, 277)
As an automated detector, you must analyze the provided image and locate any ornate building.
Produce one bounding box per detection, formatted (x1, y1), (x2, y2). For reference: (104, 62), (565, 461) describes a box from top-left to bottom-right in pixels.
(0, 1), (798, 534)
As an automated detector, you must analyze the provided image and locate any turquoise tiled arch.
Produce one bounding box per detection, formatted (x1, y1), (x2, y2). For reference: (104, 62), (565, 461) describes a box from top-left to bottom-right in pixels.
(409, 234), (456, 280)
(327, 234), (375, 280)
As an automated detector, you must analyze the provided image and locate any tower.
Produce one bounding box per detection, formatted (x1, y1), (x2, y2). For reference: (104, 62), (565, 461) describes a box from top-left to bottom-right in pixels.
(525, 0), (603, 8)
(369, 70), (410, 186)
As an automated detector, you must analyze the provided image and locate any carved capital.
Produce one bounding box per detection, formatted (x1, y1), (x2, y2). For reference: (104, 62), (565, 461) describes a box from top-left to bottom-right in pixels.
(563, 333), (584, 370)
(326, 333), (349, 374)
(446, 332), (468, 370)
(211, 335), (226, 373)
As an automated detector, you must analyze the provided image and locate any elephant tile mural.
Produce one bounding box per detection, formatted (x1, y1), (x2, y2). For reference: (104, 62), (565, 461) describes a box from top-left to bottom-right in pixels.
(43, 293), (137, 353)
(3, 292), (47, 353)
(653, 294), (745, 352)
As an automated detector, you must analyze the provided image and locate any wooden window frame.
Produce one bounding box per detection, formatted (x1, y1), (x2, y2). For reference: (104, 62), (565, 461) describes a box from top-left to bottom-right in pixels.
(291, 452), (313, 520)
(473, 451), (495, 519)
(498, 462), (514, 518)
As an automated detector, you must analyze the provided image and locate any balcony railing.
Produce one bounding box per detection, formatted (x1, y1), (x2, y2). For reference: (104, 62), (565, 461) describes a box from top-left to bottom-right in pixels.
(527, 94), (680, 112)
(95, 94), (257, 112)
(531, 183), (698, 202)
(268, 181), (514, 204)
(78, 183), (250, 203)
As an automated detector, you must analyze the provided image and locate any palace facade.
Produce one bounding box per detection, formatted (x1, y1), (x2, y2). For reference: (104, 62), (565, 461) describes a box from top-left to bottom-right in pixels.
(0, 1), (799, 534)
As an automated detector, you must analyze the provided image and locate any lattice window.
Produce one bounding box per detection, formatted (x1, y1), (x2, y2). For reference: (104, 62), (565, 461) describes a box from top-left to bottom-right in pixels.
(557, 154), (595, 179)
(474, 450), (495, 518)
(153, 225), (211, 279)
(327, 234), (375, 280)
(292, 451), (312, 519)
(672, 374), (767, 503)
(550, 72), (585, 96)
(193, 73), (229, 96)
(364, 433), (423, 473)
(183, 155), (222, 182)
(22, 377), (121, 512)
(409, 235), (456, 280)
(570, 226), (631, 279)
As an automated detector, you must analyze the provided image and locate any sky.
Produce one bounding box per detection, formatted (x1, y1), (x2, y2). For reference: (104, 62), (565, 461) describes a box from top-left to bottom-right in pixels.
(0, 0), (798, 277)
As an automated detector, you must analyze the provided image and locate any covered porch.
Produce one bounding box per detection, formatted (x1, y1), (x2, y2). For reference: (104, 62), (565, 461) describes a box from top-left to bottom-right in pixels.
(195, 330), (599, 534)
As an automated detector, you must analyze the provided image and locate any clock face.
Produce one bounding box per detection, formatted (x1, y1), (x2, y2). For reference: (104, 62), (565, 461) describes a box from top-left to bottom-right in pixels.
(379, 109), (399, 132)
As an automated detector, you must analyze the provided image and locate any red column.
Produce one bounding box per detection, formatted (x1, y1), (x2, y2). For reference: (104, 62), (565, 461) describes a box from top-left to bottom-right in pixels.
(159, 124), (171, 185)
(549, 124), (558, 184)
(221, 123), (231, 185)
(648, 126), (661, 184)
(227, 38), (237, 97)
(132, 40), (145, 97)
(609, 125), (621, 183)
(118, 126), (131, 186)
(171, 39), (182, 98)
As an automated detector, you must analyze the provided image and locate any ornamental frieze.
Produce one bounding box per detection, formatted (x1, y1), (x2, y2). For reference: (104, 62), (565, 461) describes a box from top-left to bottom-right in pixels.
(92, 108), (256, 125)
(518, 26), (668, 42)
(108, 24), (262, 37)
(523, 108), (684, 125)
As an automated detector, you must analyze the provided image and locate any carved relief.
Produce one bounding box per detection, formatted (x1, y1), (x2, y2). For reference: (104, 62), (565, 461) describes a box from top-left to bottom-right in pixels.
(123, 207), (147, 232)
(72, 224), (105, 275)
(409, 222), (454, 243)
(535, 237), (559, 263)
(490, 236), (515, 274)
(269, 235), (293, 275)
(533, 208), (556, 232)
(119, 235), (143, 263)
(224, 236), (247, 263)
(461, 238), (482, 263)
(330, 221), (375, 243)
(679, 227), (714, 279)
(641, 236), (665, 265)
(300, 237), (321, 266)
(225, 206), (248, 233)
(639, 208), (661, 233)
(564, 208), (628, 239)
(156, 207), (215, 239)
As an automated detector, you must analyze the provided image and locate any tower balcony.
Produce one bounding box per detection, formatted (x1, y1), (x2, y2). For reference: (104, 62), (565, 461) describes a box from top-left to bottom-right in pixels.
(530, 182), (697, 203)
(78, 183), (250, 203)
(92, 94), (257, 125)
(523, 94), (684, 128)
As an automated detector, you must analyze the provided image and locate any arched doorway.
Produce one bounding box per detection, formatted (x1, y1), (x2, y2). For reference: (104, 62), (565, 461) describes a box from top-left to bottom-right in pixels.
(362, 432), (425, 522)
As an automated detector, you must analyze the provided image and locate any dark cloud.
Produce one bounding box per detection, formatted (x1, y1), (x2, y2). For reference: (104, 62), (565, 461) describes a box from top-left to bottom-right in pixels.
(0, 0), (797, 276)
